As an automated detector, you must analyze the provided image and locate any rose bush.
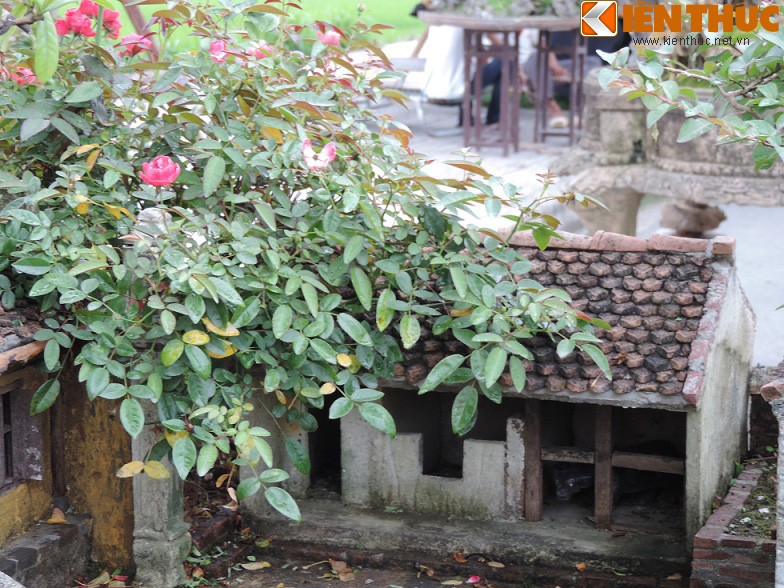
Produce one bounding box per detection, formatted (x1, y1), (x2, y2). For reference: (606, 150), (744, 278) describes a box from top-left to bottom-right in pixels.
(0, 0), (607, 519)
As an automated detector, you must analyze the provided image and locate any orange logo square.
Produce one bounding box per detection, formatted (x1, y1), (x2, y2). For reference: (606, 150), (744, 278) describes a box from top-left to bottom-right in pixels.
(581, 1), (618, 37)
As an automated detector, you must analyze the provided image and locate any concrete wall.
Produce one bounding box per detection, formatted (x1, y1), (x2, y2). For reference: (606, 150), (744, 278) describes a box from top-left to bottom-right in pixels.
(685, 264), (755, 539)
(342, 402), (524, 520)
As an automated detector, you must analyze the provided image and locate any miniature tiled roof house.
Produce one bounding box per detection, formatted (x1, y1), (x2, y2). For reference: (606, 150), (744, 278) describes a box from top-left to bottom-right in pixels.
(331, 231), (756, 541)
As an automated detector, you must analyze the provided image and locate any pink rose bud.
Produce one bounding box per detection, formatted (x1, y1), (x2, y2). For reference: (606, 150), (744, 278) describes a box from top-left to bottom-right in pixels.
(467, 577), (481, 584)
(302, 139), (337, 171)
(139, 155), (181, 187)
(119, 33), (153, 56)
(10, 67), (39, 86)
(102, 10), (122, 39)
(56, 8), (96, 37)
(78, 0), (99, 16)
(246, 42), (272, 60)
(209, 39), (228, 63)
(317, 30), (341, 47)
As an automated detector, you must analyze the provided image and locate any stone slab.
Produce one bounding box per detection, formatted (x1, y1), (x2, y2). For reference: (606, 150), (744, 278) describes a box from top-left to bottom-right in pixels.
(0, 572), (25, 588)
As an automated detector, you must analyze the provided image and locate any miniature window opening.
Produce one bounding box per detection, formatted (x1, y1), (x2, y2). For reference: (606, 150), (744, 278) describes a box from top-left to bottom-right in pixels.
(1, 387), (14, 487)
(309, 406), (342, 499)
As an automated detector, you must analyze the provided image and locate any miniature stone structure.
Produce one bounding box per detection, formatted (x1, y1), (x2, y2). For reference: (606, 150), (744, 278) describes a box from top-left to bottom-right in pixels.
(759, 379), (784, 588)
(554, 70), (784, 235)
(247, 230), (755, 550)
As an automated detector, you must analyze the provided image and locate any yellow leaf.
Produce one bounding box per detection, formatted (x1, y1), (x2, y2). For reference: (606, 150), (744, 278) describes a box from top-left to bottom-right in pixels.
(143, 460), (171, 479)
(85, 148), (101, 171)
(76, 201), (89, 215)
(76, 143), (99, 156)
(450, 308), (473, 317)
(46, 507), (68, 524)
(215, 472), (230, 488)
(336, 353), (352, 367)
(116, 460), (145, 478)
(240, 561), (271, 570)
(104, 204), (122, 220)
(203, 318), (240, 337)
(349, 356), (361, 373)
(274, 389), (287, 404)
(261, 126), (283, 143)
(182, 329), (210, 345)
(206, 340), (235, 359)
(319, 382), (336, 395)
(165, 429), (189, 447)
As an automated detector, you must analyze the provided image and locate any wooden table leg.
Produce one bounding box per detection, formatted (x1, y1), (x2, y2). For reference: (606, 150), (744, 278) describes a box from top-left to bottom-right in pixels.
(462, 29), (472, 150)
(523, 398), (543, 522)
(594, 404), (613, 527)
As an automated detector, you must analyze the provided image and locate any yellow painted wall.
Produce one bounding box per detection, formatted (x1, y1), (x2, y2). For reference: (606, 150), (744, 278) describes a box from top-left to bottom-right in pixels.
(62, 366), (135, 570)
(0, 369), (53, 545)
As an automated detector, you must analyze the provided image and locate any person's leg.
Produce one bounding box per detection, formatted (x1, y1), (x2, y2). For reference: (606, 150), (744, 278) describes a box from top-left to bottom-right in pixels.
(482, 59), (503, 125)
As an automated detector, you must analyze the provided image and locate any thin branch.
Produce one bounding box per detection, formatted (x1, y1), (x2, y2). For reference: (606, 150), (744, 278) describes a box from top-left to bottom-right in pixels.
(0, 13), (38, 36)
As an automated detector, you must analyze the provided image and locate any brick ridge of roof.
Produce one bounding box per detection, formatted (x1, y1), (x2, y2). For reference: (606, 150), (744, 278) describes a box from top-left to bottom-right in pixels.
(499, 229), (735, 258)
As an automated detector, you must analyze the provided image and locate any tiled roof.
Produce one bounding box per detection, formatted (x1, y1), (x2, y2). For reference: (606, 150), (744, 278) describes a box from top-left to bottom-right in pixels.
(396, 231), (735, 407)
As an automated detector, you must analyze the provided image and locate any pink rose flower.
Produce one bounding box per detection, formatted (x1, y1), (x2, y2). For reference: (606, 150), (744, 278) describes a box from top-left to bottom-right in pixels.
(139, 155), (181, 187)
(302, 139), (337, 171)
(102, 9), (122, 39)
(209, 40), (228, 63)
(55, 8), (96, 37)
(246, 42), (272, 60)
(78, 0), (99, 16)
(119, 34), (153, 57)
(317, 30), (341, 47)
(10, 67), (40, 86)
(467, 576), (481, 584)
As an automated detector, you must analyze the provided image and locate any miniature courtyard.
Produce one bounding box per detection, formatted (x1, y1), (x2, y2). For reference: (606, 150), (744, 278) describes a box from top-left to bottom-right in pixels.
(0, 1), (783, 588)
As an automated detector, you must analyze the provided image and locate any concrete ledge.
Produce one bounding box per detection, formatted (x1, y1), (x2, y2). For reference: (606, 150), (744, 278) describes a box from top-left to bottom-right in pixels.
(0, 517), (90, 588)
(0, 572), (25, 588)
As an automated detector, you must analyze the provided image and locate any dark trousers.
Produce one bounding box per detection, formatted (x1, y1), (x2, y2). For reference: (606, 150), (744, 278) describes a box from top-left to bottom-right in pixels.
(458, 59), (503, 126)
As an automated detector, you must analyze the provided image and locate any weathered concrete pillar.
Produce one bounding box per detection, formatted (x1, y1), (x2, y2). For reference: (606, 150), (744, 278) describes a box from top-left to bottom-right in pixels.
(760, 380), (784, 588)
(132, 403), (190, 588)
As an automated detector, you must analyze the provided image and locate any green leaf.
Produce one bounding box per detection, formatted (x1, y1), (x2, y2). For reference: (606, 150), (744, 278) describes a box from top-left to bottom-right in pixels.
(264, 487), (301, 522)
(34, 14), (59, 84)
(69, 259), (108, 276)
(399, 315), (420, 349)
(451, 386), (478, 436)
(375, 289), (395, 331)
(329, 397), (353, 419)
(285, 438), (311, 474)
(196, 444), (218, 476)
(20, 118), (51, 141)
(86, 367), (110, 400)
(583, 343), (612, 380)
(677, 118), (713, 143)
(120, 398), (145, 438)
(509, 356), (526, 392)
(350, 267), (373, 312)
(337, 313), (372, 346)
(203, 156), (226, 197)
(259, 468), (290, 483)
(12, 257), (50, 275)
(272, 305), (292, 339)
(301, 282), (319, 318)
(161, 310), (176, 335)
(343, 235), (364, 264)
(485, 347), (507, 388)
(253, 201), (276, 230)
(185, 344), (211, 379)
(449, 266), (468, 298)
(184, 294), (206, 323)
(556, 339), (575, 359)
(236, 476), (261, 500)
(30, 379), (60, 415)
(172, 436), (197, 479)
(419, 354), (464, 394)
(161, 339), (185, 366)
(65, 81), (104, 104)
(358, 403), (396, 437)
(232, 298), (260, 328)
(43, 339), (59, 371)
(211, 277), (243, 306)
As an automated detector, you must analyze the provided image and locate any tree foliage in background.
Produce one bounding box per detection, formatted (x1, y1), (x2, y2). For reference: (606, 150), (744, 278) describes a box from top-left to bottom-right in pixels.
(600, 14), (784, 169)
(0, 0), (606, 519)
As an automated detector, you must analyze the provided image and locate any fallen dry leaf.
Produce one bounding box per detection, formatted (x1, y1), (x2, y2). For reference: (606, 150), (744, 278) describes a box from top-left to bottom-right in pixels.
(453, 552), (468, 563)
(576, 562), (587, 572)
(331, 560), (349, 573)
(338, 571), (355, 582)
(46, 508), (68, 525)
(487, 561), (504, 568)
(441, 581), (464, 586)
(240, 561), (271, 571)
(191, 568), (204, 578)
(666, 573), (683, 580)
